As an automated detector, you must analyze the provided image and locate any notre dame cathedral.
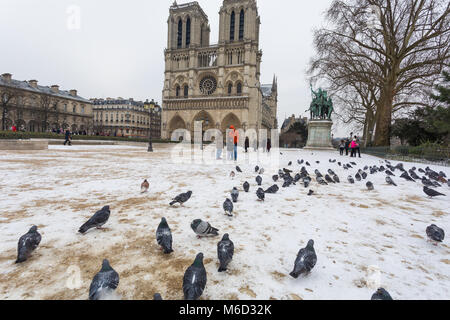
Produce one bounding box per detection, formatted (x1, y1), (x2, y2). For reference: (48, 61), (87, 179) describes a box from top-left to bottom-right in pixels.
(161, 0), (278, 140)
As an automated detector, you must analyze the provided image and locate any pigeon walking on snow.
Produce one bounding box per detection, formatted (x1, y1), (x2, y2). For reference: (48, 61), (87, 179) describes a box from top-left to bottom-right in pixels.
(141, 179), (149, 193)
(255, 166), (260, 173)
(89, 259), (119, 300)
(348, 176), (355, 184)
(15, 226), (41, 263)
(223, 199), (234, 217)
(170, 191), (192, 206)
(256, 188), (265, 201)
(355, 173), (361, 181)
(236, 166), (242, 173)
(231, 187), (239, 203)
(385, 176), (397, 187)
(79, 206), (111, 234)
(426, 224), (445, 244)
(156, 217), (173, 254)
(272, 175), (279, 182)
(183, 253), (207, 300)
(256, 175), (262, 186)
(265, 184), (279, 194)
(423, 186), (445, 198)
(153, 293), (163, 300)
(217, 234), (234, 272)
(371, 288), (393, 300)
(191, 219), (219, 237)
(307, 190), (314, 196)
(289, 240), (317, 279)
(243, 181), (250, 193)
(366, 181), (374, 191)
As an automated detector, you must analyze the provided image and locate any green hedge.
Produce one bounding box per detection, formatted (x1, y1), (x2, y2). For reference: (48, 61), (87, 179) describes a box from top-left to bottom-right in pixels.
(0, 131), (175, 144)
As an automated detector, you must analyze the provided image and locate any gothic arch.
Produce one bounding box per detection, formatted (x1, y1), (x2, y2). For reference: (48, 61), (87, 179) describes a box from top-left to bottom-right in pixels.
(185, 17), (191, 47)
(221, 113), (241, 134)
(239, 9), (245, 40)
(190, 110), (215, 134)
(169, 114), (186, 137)
(177, 18), (183, 48)
(230, 11), (235, 41)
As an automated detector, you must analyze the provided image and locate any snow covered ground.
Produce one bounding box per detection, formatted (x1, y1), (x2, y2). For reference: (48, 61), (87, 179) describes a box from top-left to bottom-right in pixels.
(0, 144), (448, 300)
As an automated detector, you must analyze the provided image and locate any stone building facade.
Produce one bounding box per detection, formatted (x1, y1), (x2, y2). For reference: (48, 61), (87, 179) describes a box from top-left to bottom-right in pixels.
(91, 98), (161, 138)
(0, 73), (93, 133)
(279, 115), (308, 148)
(161, 0), (278, 140)
(144, 99), (162, 139)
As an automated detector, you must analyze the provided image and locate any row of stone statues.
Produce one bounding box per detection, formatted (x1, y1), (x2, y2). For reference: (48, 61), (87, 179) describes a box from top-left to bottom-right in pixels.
(306, 84), (334, 120)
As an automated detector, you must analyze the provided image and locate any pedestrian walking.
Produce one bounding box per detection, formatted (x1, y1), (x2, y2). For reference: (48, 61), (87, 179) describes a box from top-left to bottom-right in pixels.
(64, 129), (72, 146)
(245, 136), (249, 153)
(339, 140), (345, 155)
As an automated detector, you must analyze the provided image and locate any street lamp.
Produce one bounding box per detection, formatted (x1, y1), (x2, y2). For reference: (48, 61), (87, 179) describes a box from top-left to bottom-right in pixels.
(148, 99), (155, 152)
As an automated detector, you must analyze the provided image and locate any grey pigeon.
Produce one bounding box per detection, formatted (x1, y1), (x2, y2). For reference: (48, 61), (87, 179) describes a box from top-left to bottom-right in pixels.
(243, 181), (250, 193)
(16, 226), (41, 263)
(422, 177), (434, 187)
(366, 181), (374, 191)
(236, 166), (242, 173)
(362, 172), (368, 180)
(156, 217), (173, 254)
(153, 293), (163, 300)
(272, 175), (279, 182)
(231, 187), (239, 203)
(333, 175), (340, 183)
(385, 170), (395, 176)
(288, 161), (292, 166)
(223, 198), (234, 217)
(325, 175), (335, 184)
(348, 176), (355, 184)
(259, 168), (265, 175)
(89, 259), (119, 300)
(426, 224), (445, 243)
(371, 288), (393, 300)
(265, 184), (279, 194)
(386, 176), (397, 186)
(400, 172), (415, 182)
(289, 240), (317, 278)
(256, 175), (262, 186)
(306, 162), (311, 166)
(183, 253), (207, 300)
(423, 186), (445, 198)
(355, 173), (361, 181)
(410, 170), (421, 180)
(217, 234), (234, 272)
(256, 188), (265, 201)
(317, 177), (328, 185)
(307, 190), (314, 196)
(303, 179), (310, 188)
(79, 206), (110, 234)
(448, 180), (450, 187)
(255, 166), (260, 173)
(191, 219), (219, 237)
(170, 191), (192, 206)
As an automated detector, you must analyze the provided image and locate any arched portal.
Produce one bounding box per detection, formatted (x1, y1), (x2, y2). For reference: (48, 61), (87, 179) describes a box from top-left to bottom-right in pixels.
(169, 115), (186, 138)
(221, 113), (241, 134)
(190, 110), (215, 138)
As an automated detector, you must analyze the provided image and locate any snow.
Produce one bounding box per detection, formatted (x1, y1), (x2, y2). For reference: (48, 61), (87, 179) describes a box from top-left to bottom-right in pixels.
(0, 144), (449, 300)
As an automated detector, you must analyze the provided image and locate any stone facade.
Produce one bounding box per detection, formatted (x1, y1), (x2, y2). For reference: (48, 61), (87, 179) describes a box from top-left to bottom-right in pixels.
(91, 98), (161, 139)
(279, 115), (308, 148)
(0, 73), (93, 133)
(161, 0), (278, 140)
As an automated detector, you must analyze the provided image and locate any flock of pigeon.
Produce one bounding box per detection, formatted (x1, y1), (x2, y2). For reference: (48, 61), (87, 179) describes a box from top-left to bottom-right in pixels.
(13, 155), (447, 300)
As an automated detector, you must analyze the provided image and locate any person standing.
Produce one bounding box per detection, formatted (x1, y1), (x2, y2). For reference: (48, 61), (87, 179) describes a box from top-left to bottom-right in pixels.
(215, 136), (223, 160)
(64, 129), (72, 146)
(345, 138), (350, 156)
(267, 138), (272, 153)
(245, 136), (249, 153)
(354, 136), (361, 158)
(339, 140), (345, 156)
(228, 125), (239, 161)
(12, 125), (17, 132)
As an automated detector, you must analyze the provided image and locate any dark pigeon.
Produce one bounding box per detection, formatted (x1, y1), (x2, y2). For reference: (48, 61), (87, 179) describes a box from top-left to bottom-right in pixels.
(306, 162), (311, 166)
(304, 178), (310, 188)
(307, 190), (314, 196)
(265, 184), (279, 194)
(348, 176), (355, 184)
(236, 166), (242, 173)
(371, 288), (393, 300)
(289, 240), (317, 279)
(89, 259), (119, 300)
(361, 172), (368, 180)
(156, 217), (173, 254)
(423, 186), (445, 198)
(333, 175), (340, 183)
(170, 191), (192, 206)
(272, 175), (279, 182)
(256, 188), (265, 201)
(217, 234), (234, 272)
(183, 253), (207, 300)
(350, 162), (356, 166)
(256, 175), (262, 186)
(325, 175), (335, 184)
(422, 177), (434, 187)
(426, 224), (445, 243)
(223, 198), (234, 217)
(355, 173), (361, 181)
(366, 181), (374, 191)
(153, 293), (163, 300)
(79, 206), (111, 234)
(385, 170), (395, 176)
(288, 161), (292, 166)
(283, 168), (293, 174)
(255, 166), (260, 173)
(231, 187), (239, 203)
(191, 219), (219, 237)
(243, 181), (250, 193)
(410, 170), (421, 180)
(16, 226), (41, 263)
(317, 177), (328, 185)
(400, 172), (415, 182)
(386, 176), (397, 186)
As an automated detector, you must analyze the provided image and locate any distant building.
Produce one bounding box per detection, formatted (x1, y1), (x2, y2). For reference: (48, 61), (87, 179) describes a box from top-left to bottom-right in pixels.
(279, 114), (308, 148)
(91, 98), (159, 138)
(0, 73), (93, 133)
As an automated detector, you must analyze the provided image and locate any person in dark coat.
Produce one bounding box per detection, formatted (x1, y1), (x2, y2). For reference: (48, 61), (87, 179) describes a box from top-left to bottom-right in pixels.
(64, 130), (72, 146)
(245, 137), (249, 153)
(267, 138), (272, 153)
(345, 138), (350, 156)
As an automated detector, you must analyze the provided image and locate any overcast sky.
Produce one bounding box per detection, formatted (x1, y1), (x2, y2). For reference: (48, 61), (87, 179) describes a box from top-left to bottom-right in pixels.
(0, 0), (350, 136)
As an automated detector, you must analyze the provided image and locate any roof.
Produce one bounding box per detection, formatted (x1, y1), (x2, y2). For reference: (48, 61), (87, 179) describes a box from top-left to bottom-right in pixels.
(260, 84), (273, 98)
(0, 76), (91, 104)
(281, 118), (291, 130)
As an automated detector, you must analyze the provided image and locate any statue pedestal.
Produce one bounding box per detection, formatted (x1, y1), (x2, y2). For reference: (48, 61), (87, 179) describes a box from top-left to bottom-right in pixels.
(304, 120), (334, 150)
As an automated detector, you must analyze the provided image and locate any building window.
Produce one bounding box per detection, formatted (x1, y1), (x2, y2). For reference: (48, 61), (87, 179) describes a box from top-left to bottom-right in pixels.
(184, 85), (189, 97)
(176, 85), (180, 97)
(81, 106), (85, 114)
(186, 18), (191, 47)
(73, 105), (76, 113)
(228, 83), (233, 95)
(230, 11), (235, 41)
(239, 10), (245, 40)
(64, 104), (67, 112)
(177, 19), (182, 48)
(237, 82), (242, 95)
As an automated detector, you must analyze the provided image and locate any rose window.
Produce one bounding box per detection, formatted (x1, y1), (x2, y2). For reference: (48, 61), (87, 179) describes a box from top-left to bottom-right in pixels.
(199, 76), (217, 95)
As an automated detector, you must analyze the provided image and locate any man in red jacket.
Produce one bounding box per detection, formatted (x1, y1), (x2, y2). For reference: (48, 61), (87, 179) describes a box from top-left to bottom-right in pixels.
(229, 125), (239, 161)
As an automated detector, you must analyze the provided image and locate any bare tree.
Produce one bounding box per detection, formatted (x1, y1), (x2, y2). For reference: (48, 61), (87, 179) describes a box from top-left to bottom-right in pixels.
(0, 87), (20, 131)
(309, 0), (450, 146)
(39, 94), (57, 132)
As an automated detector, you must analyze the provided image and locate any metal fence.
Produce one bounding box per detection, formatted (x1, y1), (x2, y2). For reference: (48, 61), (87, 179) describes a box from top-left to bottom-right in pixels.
(361, 146), (450, 167)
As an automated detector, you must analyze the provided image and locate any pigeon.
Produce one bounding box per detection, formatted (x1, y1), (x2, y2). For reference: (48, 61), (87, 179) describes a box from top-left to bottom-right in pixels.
(223, 198), (234, 217)
(256, 175), (262, 186)
(355, 173), (361, 181)
(448, 180), (450, 188)
(422, 177), (434, 187)
(15, 226), (41, 263)
(366, 181), (374, 191)
(298, 159), (304, 165)
(235, 166), (242, 173)
(317, 177), (328, 185)
(231, 187), (239, 203)
(191, 219), (219, 237)
(371, 288), (393, 300)
(307, 190), (314, 196)
(386, 176), (397, 186)
(303, 179), (310, 188)
(315, 170), (323, 178)
(272, 175), (279, 182)
(156, 217), (173, 254)
(316, 161), (320, 164)
(230, 171), (235, 178)
(395, 163), (405, 171)
(426, 224), (445, 244)
(325, 175), (335, 184)
(361, 172), (368, 180)
(289, 240), (317, 279)
(294, 173), (301, 183)
(379, 166), (385, 172)
(400, 172), (415, 182)
(243, 181), (250, 193)
(385, 170), (395, 176)
(419, 168), (425, 174)
(79, 206), (111, 234)
(255, 166), (260, 173)
(439, 171), (447, 178)
(288, 161), (292, 166)
(338, 162), (342, 166)
(259, 168), (265, 175)
(350, 162), (356, 166)
(256, 188), (265, 201)
(170, 191), (192, 206)
(347, 176), (355, 184)
(265, 184), (279, 194)
(333, 175), (340, 183)
(410, 170), (421, 180)
(363, 166), (368, 171)
(423, 186), (445, 198)
(327, 169), (335, 176)
(306, 161), (311, 166)
(89, 259), (119, 300)
(141, 179), (149, 193)
(217, 234), (234, 272)
(283, 168), (293, 174)
(153, 293), (163, 300)
(183, 253), (207, 300)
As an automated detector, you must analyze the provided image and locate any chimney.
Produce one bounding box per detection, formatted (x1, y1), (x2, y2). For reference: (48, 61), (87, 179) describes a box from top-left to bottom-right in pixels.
(29, 80), (38, 88)
(2, 73), (12, 83)
(69, 89), (77, 97)
(51, 85), (59, 93)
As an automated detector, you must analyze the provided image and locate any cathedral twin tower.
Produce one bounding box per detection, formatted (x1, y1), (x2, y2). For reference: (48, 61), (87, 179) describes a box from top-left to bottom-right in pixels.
(161, 0), (278, 140)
